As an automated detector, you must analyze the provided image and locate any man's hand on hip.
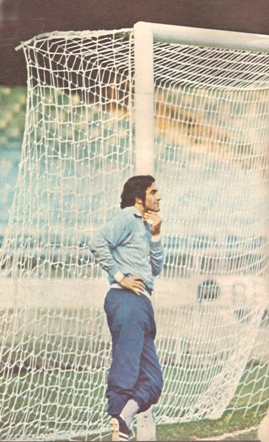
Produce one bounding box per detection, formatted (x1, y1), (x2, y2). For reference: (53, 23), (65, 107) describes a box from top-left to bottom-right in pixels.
(119, 276), (145, 296)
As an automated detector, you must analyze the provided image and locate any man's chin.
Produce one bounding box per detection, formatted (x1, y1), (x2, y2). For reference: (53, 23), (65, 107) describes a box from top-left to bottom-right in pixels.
(145, 206), (160, 213)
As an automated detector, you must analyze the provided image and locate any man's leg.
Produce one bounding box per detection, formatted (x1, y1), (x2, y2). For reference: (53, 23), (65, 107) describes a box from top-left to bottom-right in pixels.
(104, 289), (162, 439)
(118, 308), (163, 441)
(104, 289), (147, 416)
(132, 332), (163, 414)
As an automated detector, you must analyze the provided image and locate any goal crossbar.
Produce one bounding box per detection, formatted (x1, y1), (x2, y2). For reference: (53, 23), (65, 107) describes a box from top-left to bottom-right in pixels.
(136, 21), (269, 52)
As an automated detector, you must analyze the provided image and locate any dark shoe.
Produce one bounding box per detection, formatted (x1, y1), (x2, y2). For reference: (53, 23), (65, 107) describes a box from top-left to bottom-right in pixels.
(110, 415), (130, 441)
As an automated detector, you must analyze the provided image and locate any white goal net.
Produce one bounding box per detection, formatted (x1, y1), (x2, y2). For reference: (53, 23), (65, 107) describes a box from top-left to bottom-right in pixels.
(0, 22), (268, 440)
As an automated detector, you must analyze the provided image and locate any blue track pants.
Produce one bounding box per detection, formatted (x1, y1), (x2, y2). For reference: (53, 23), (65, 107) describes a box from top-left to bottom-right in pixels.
(104, 288), (163, 416)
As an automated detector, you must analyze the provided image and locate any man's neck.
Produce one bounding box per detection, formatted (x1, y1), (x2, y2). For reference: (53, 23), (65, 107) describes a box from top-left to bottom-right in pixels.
(134, 202), (145, 216)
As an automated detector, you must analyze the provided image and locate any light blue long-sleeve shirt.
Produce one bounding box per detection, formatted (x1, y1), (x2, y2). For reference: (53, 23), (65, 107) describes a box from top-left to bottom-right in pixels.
(89, 206), (164, 290)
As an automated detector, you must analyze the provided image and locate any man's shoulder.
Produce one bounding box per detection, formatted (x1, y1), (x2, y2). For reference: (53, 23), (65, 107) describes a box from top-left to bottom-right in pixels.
(105, 206), (135, 226)
(105, 207), (141, 229)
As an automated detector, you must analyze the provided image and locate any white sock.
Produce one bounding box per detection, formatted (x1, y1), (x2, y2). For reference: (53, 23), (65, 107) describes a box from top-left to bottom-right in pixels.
(120, 399), (139, 428)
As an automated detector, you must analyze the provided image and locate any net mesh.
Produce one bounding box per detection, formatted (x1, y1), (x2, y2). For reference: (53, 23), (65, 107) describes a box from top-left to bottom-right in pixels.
(0, 27), (268, 440)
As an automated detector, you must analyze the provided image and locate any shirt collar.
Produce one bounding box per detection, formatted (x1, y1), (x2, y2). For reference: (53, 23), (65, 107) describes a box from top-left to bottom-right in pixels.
(127, 206), (143, 218)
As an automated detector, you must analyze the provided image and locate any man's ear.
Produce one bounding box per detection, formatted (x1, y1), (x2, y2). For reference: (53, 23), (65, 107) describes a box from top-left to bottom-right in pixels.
(135, 196), (143, 205)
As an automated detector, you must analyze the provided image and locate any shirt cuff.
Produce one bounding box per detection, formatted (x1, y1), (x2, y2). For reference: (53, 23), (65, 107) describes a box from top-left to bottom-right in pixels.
(151, 234), (161, 242)
(113, 271), (124, 283)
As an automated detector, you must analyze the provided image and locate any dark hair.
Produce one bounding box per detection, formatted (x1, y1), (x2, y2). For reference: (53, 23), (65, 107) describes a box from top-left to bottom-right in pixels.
(120, 175), (155, 209)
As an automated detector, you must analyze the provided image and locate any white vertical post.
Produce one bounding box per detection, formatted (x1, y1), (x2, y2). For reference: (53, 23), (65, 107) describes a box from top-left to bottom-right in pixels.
(136, 406), (156, 442)
(134, 21), (157, 441)
(134, 21), (155, 175)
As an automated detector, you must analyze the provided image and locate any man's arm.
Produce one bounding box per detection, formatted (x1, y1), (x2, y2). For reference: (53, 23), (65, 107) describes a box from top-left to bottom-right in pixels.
(89, 211), (126, 276)
(150, 236), (164, 276)
(89, 212), (146, 295)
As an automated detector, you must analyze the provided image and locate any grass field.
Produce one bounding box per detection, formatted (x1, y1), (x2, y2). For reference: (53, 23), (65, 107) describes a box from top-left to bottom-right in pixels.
(0, 362), (268, 441)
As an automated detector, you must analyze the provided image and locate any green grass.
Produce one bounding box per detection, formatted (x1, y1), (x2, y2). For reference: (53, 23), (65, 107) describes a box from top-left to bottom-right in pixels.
(154, 363), (269, 441)
(156, 411), (260, 441)
(0, 369), (107, 440)
(0, 362), (268, 441)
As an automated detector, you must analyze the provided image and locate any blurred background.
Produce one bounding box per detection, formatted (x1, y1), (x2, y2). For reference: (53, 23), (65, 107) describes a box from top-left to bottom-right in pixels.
(0, 0), (269, 237)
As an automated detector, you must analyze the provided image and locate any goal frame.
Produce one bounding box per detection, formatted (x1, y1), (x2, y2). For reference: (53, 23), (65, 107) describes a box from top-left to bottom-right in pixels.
(134, 21), (269, 441)
(134, 20), (269, 280)
(134, 21), (269, 176)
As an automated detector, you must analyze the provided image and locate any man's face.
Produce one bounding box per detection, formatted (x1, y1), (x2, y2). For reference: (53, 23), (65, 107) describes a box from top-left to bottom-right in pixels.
(144, 182), (161, 212)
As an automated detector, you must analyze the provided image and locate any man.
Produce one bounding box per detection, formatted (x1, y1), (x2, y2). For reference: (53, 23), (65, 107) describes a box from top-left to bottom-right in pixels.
(89, 175), (164, 441)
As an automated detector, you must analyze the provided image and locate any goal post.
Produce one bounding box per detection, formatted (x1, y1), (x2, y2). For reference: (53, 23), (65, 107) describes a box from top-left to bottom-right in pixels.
(134, 22), (154, 175)
(0, 22), (268, 441)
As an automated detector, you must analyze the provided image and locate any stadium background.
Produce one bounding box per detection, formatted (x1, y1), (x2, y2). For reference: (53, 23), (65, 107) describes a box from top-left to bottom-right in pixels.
(1, 0), (269, 271)
(1, 0), (269, 242)
(1, 0), (269, 229)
